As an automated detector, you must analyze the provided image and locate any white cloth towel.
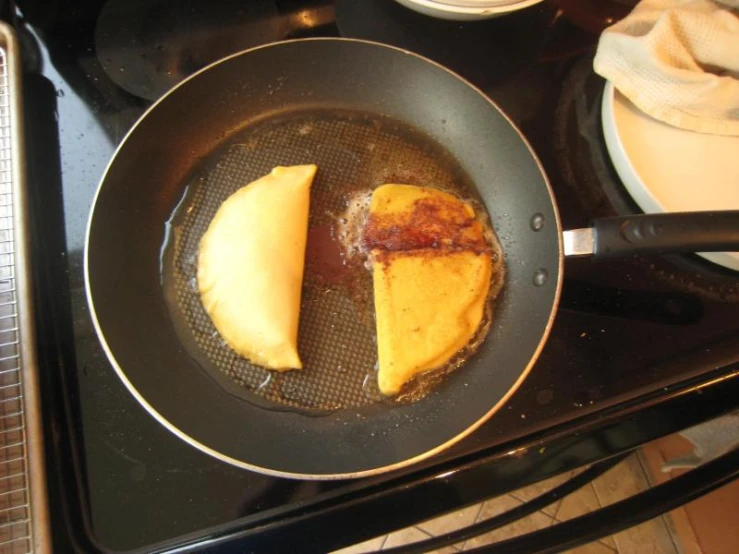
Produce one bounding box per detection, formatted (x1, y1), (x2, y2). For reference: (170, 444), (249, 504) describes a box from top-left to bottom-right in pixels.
(594, 0), (739, 136)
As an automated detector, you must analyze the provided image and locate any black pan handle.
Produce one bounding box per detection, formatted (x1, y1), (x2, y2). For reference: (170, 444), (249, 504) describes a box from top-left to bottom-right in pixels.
(563, 211), (739, 260)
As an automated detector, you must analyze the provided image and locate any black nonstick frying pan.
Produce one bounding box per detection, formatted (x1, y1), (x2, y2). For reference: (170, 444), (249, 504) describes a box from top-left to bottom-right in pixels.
(85, 38), (739, 479)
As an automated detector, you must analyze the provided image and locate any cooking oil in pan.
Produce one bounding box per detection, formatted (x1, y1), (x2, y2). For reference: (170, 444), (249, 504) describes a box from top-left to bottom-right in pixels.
(159, 108), (504, 415)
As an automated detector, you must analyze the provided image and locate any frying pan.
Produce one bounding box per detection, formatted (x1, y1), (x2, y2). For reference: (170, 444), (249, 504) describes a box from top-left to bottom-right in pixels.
(85, 38), (739, 479)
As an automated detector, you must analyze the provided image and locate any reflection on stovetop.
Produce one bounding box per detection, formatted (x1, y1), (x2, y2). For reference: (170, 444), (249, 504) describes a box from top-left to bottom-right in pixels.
(19, 0), (739, 550)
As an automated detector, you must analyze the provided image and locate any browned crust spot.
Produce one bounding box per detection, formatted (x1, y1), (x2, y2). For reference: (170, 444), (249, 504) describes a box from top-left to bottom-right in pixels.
(362, 195), (491, 257)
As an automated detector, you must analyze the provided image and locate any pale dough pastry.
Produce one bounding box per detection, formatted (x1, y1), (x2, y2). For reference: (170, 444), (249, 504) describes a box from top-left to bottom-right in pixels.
(197, 165), (317, 370)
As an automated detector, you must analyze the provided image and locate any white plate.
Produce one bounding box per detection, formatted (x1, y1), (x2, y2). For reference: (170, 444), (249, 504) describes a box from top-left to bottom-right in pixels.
(432, 0), (524, 6)
(393, 0), (544, 20)
(601, 80), (739, 272)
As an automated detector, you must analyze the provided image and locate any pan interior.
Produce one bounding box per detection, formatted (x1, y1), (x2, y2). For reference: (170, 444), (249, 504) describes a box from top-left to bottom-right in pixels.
(161, 108), (498, 413)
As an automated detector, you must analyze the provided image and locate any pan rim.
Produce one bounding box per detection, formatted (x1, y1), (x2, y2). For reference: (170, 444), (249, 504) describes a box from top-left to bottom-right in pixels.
(84, 36), (564, 480)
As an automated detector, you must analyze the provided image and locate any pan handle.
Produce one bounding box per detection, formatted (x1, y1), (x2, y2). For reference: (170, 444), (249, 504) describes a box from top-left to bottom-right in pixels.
(563, 211), (739, 260)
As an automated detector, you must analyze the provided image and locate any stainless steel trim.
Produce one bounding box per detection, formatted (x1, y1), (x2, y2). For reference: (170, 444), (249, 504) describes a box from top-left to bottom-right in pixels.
(0, 22), (51, 553)
(563, 228), (595, 257)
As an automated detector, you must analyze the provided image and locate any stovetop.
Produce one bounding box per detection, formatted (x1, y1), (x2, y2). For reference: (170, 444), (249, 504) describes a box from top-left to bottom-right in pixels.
(17, 0), (739, 551)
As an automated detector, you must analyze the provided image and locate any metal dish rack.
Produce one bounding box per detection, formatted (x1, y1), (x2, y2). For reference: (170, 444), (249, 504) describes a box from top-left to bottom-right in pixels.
(0, 22), (49, 554)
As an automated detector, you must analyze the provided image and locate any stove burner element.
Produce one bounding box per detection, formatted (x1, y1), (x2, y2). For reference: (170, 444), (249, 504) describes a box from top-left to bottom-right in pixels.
(553, 55), (739, 302)
(335, 0), (555, 89)
(95, 0), (283, 100)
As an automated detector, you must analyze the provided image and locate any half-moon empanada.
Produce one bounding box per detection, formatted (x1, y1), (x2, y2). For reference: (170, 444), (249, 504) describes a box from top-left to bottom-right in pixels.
(197, 165), (317, 370)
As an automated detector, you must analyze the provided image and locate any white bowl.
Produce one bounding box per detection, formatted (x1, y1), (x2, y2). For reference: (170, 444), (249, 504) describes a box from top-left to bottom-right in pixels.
(393, 0), (545, 20)
(601, 80), (739, 272)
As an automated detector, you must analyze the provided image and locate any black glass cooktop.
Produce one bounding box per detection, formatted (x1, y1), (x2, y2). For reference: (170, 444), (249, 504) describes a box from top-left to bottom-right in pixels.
(18, 0), (739, 551)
